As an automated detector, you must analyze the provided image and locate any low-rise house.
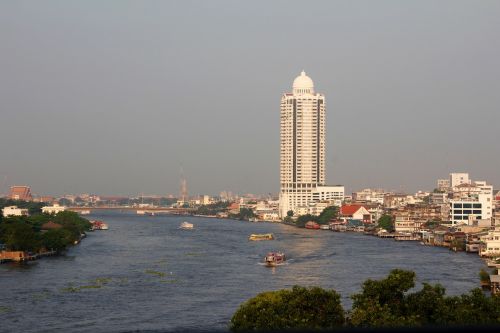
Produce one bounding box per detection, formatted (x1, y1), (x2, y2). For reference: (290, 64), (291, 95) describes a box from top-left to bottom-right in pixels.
(427, 226), (451, 246)
(465, 231), (489, 252)
(0, 250), (32, 262)
(42, 204), (66, 215)
(491, 275), (500, 295)
(2, 206), (29, 217)
(444, 232), (466, 251)
(480, 227), (500, 257)
(41, 221), (63, 231)
(394, 213), (424, 234)
(227, 202), (240, 215)
(257, 211), (280, 221)
(339, 205), (372, 223)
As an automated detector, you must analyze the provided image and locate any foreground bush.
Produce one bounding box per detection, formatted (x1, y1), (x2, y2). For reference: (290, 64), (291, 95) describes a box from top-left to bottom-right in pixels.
(230, 286), (345, 331)
(231, 269), (500, 330)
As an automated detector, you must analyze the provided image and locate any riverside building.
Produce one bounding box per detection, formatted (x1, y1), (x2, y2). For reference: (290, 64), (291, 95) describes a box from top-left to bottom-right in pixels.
(279, 71), (344, 217)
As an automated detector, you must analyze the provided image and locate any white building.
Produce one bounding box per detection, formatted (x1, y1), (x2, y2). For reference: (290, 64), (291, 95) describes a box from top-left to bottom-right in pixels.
(450, 173), (470, 188)
(449, 179), (493, 225)
(352, 188), (387, 204)
(42, 204), (66, 215)
(278, 71), (344, 217)
(2, 206), (29, 217)
(201, 195), (211, 205)
(480, 227), (500, 257)
(450, 193), (493, 225)
(437, 179), (451, 192)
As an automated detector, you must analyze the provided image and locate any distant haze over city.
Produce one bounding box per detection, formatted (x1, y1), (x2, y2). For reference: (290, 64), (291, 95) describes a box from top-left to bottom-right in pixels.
(1, 1), (499, 196)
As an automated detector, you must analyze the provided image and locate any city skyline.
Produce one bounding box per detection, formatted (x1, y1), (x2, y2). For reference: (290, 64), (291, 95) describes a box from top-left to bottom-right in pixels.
(1, 1), (500, 196)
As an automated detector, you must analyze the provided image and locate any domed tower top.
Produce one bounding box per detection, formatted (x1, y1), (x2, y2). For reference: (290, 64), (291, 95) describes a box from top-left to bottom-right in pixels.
(292, 70), (314, 95)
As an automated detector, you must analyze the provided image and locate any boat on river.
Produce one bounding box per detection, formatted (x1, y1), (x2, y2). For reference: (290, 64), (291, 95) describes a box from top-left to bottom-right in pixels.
(305, 221), (320, 229)
(91, 220), (108, 230)
(248, 233), (274, 241)
(264, 252), (286, 267)
(179, 221), (194, 230)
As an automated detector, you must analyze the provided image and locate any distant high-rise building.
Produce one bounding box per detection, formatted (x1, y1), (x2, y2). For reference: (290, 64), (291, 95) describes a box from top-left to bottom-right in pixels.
(279, 71), (344, 217)
(449, 173), (470, 188)
(9, 186), (32, 201)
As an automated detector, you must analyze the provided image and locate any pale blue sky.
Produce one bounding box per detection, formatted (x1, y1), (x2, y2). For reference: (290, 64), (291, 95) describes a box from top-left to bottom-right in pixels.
(1, 1), (499, 196)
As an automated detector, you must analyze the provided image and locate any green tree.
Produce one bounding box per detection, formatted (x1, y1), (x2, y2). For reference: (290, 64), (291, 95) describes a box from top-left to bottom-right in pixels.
(318, 206), (339, 225)
(0, 221), (40, 251)
(404, 283), (448, 326)
(350, 269), (416, 327)
(52, 211), (91, 233)
(287, 210), (294, 217)
(296, 214), (318, 227)
(377, 215), (394, 232)
(230, 286), (345, 331)
(237, 208), (255, 220)
(479, 269), (491, 283)
(40, 229), (71, 252)
(58, 198), (72, 206)
(424, 220), (442, 229)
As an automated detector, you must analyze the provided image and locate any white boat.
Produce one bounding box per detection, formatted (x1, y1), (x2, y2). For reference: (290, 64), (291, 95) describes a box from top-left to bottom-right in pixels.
(179, 221), (194, 230)
(320, 224), (330, 230)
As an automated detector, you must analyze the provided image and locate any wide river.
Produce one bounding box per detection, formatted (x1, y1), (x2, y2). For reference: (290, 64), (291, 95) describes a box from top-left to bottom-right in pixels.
(0, 212), (487, 332)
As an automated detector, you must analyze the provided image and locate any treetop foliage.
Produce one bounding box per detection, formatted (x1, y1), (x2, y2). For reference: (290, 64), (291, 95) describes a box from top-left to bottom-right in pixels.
(231, 269), (500, 330)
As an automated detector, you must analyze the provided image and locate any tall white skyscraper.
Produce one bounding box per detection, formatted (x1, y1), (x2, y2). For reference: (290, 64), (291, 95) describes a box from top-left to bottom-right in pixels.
(279, 71), (344, 217)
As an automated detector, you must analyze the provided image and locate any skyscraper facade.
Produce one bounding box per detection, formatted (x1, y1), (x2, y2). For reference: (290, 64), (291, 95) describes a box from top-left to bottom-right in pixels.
(279, 71), (344, 217)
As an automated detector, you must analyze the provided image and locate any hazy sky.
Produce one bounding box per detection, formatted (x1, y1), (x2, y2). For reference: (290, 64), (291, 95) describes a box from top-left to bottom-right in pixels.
(1, 1), (499, 197)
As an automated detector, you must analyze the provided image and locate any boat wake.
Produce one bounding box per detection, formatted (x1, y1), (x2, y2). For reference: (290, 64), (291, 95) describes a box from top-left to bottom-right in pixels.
(257, 262), (289, 266)
(257, 259), (293, 266)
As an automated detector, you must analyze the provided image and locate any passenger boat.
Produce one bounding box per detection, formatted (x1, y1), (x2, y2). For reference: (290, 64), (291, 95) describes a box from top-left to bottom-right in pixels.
(248, 233), (274, 241)
(305, 221), (320, 229)
(179, 221), (194, 230)
(91, 220), (109, 230)
(264, 252), (286, 267)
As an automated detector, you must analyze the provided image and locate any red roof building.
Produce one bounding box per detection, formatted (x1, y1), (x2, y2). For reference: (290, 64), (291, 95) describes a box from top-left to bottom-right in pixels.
(340, 204), (372, 223)
(41, 221), (62, 230)
(9, 186), (32, 201)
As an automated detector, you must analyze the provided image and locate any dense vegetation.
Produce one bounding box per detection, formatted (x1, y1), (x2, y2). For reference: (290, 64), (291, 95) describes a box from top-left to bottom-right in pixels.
(0, 201), (91, 253)
(229, 207), (255, 220)
(377, 214), (394, 232)
(293, 206), (339, 227)
(230, 269), (500, 330)
(230, 286), (345, 331)
(193, 201), (230, 216)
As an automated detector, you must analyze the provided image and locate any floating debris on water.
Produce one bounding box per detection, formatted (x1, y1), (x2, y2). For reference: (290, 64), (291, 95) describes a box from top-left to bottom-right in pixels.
(60, 277), (111, 292)
(32, 291), (51, 301)
(145, 269), (166, 277)
(93, 277), (112, 285)
(0, 305), (12, 313)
